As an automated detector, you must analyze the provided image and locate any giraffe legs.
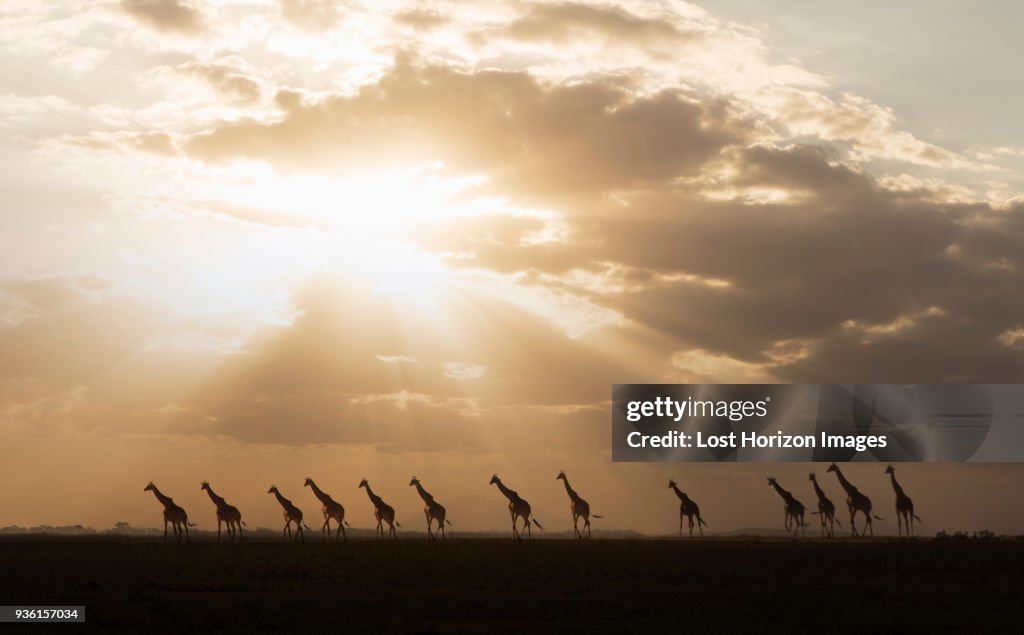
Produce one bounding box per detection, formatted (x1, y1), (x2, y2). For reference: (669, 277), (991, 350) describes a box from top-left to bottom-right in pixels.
(336, 520), (345, 543)
(679, 513), (684, 538)
(510, 510), (520, 541)
(425, 510), (434, 542)
(163, 519), (169, 544)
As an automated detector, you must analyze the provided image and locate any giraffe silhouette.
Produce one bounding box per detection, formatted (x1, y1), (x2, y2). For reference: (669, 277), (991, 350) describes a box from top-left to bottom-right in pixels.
(268, 485), (307, 543)
(358, 479), (399, 540)
(667, 480), (707, 539)
(410, 477), (451, 541)
(304, 477), (349, 543)
(489, 475), (542, 541)
(885, 465), (922, 537)
(555, 471), (602, 539)
(767, 477), (806, 537)
(144, 482), (195, 544)
(827, 463), (882, 537)
(200, 481), (245, 543)
(808, 472), (840, 538)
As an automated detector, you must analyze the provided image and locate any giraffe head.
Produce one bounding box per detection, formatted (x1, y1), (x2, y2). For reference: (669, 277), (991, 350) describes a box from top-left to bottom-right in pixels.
(358, 478), (369, 489)
(409, 476), (419, 487)
(826, 463), (839, 473)
(489, 474), (500, 486)
(556, 470), (566, 481)
(808, 472), (815, 481)
(144, 481), (155, 492)
(267, 485), (278, 494)
(303, 477), (313, 488)
(884, 465), (895, 475)
(767, 476), (777, 486)
(200, 481), (210, 491)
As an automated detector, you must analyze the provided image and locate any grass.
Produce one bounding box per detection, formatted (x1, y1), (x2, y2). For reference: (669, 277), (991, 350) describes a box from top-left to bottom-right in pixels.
(1, 536), (1021, 632)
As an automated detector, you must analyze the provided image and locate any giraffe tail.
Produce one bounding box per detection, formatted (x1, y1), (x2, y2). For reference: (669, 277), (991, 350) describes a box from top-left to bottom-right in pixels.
(591, 515), (604, 519)
(344, 520), (350, 526)
(304, 524), (312, 530)
(445, 519), (453, 526)
(913, 514), (922, 522)
(835, 518), (842, 527)
(532, 518), (544, 530)
(241, 521), (247, 527)
(187, 522), (198, 527)
(810, 511), (821, 515)
(873, 515), (884, 520)
(698, 517), (708, 527)
(395, 522), (402, 528)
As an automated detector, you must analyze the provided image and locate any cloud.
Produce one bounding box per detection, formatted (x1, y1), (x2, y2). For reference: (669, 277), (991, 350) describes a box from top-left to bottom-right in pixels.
(186, 58), (754, 200)
(498, 2), (700, 46)
(119, 0), (204, 35)
(278, 0), (349, 32)
(174, 59), (262, 103)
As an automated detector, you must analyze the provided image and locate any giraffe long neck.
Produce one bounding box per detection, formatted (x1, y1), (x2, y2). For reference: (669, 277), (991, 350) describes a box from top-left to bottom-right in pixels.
(770, 481), (791, 501)
(272, 489), (291, 509)
(150, 486), (173, 508)
(308, 481), (329, 504)
(560, 477), (579, 501)
(833, 468), (857, 495)
(364, 485), (382, 507)
(205, 487), (226, 508)
(494, 480), (517, 502)
(889, 472), (905, 497)
(811, 477), (827, 501)
(670, 484), (686, 501)
(413, 481), (432, 503)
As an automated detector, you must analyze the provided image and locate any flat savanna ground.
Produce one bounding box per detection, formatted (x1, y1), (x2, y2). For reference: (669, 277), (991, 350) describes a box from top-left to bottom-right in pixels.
(2, 536), (1022, 633)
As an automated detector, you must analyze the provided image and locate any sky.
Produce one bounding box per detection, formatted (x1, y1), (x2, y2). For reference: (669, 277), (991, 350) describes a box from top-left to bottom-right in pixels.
(2, 0), (1024, 536)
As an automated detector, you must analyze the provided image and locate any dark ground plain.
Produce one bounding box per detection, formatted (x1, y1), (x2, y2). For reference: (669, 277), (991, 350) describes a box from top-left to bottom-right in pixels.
(2, 535), (1022, 633)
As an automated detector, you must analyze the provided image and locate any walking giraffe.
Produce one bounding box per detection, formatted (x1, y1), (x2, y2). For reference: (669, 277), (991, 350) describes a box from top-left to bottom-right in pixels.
(808, 472), (840, 538)
(268, 485), (307, 543)
(489, 475), (543, 541)
(144, 482), (195, 544)
(667, 480), (707, 539)
(358, 479), (400, 540)
(767, 477), (806, 537)
(885, 465), (922, 537)
(304, 477), (349, 543)
(827, 463), (882, 537)
(556, 471), (602, 539)
(200, 481), (245, 543)
(409, 477), (452, 541)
